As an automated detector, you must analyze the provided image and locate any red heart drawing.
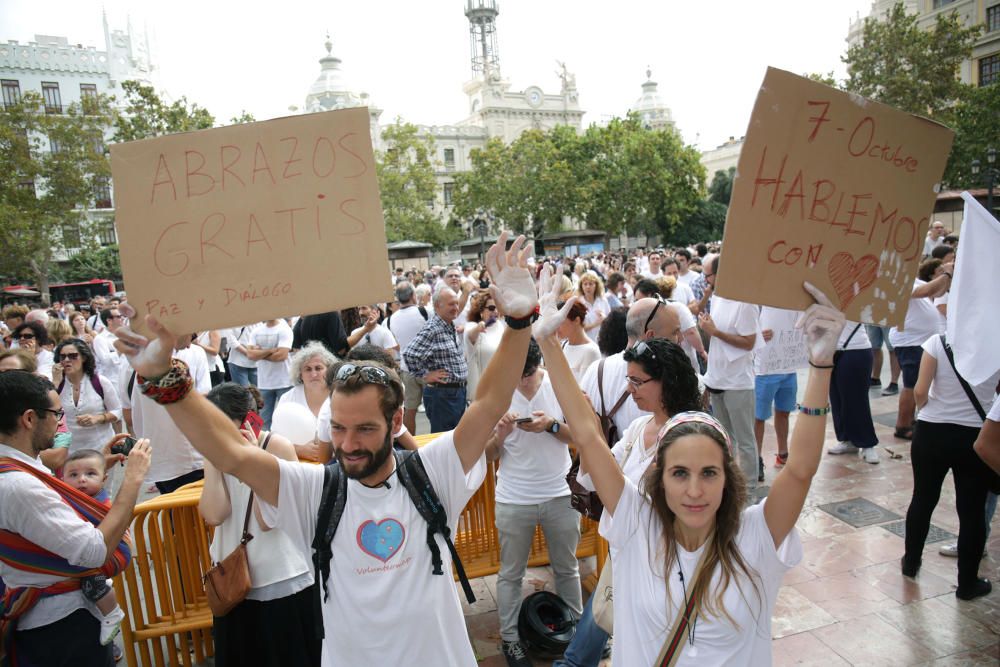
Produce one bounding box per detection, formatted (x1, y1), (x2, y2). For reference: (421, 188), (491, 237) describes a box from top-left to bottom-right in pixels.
(827, 252), (879, 311)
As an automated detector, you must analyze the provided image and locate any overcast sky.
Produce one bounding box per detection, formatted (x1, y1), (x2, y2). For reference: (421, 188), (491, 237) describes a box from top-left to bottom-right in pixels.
(2, 0), (876, 150)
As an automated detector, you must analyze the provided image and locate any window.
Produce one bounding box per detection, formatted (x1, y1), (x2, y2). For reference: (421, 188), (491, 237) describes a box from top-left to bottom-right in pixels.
(18, 180), (35, 195)
(443, 182), (454, 207)
(93, 176), (112, 209)
(980, 54), (1000, 86)
(988, 5), (1000, 32)
(80, 83), (98, 99)
(49, 136), (62, 154)
(444, 148), (455, 169)
(41, 82), (61, 114)
(98, 222), (117, 246)
(62, 222), (81, 248)
(2, 79), (20, 107)
(932, 0), (956, 8)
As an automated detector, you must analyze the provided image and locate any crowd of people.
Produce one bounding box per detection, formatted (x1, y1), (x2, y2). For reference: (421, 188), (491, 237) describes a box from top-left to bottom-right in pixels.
(0, 222), (997, 667)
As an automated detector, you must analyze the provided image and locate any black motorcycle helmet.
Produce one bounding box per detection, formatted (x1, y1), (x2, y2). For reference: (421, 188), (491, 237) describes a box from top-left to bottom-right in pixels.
(517, 591), (577, 657)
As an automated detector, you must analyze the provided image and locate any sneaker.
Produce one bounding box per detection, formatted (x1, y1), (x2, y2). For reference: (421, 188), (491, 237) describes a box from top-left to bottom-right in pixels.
(939, 542), (958, 557)
(501, 639), (532, 667)
(870, 377), (882, 387)
(901, 554), (921, 578)
(862, 448), (880, 464)
(956, 578), (992, 601)
(758, 457), (765, 482)
(100, 606), (125, 645)
(827, 441), (859, 455)
(881, 382), (899, 396)
(775, 452), (788, 469)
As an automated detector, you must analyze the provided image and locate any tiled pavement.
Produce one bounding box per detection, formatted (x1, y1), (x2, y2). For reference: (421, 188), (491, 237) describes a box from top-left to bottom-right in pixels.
(460, 380), (1000, 666)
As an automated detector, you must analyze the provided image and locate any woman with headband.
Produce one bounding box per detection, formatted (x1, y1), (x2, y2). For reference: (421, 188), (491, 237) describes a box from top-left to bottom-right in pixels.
(536, 277), (845, 666)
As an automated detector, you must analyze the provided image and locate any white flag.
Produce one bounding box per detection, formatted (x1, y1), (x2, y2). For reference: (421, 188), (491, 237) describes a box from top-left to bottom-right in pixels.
(946, 193), (1000, 385)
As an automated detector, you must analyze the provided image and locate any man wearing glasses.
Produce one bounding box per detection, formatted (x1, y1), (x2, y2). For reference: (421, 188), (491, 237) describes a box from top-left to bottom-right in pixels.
(0, 370), (151, 666)
(110, 234), (541, 665)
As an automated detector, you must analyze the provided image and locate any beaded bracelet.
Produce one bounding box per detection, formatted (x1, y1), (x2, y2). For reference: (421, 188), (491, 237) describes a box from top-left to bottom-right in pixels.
(796, 403), (831, 416)
(138, 358), (194, 405)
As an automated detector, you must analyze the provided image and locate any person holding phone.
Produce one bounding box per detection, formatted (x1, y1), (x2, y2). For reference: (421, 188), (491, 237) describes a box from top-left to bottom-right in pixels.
(464, 292), (506, 399)
(198, 382), (317, 666)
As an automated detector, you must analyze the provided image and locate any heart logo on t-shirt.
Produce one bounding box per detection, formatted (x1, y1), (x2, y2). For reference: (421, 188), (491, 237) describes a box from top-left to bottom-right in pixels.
(827, 252), (879, 311)
(356, 518), (406, 563)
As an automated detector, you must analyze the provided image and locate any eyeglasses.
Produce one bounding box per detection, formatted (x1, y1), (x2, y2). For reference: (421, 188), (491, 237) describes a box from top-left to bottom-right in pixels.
(38, 407), (65, 420)
(334, 363), (392, 388)
(642, 298), (664, 334)
(625, 375), (655, 388)
(15, 333), (35, 341)
(60, 352), (81, 361)
(484, 305), (497, 311)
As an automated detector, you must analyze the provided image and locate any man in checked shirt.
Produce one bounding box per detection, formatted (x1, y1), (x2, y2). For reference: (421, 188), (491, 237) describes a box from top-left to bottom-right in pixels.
(402, 286), (469, 432)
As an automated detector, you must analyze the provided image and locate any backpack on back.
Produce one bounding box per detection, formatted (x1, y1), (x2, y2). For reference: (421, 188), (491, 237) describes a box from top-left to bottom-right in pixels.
(309, 448), (475, 637)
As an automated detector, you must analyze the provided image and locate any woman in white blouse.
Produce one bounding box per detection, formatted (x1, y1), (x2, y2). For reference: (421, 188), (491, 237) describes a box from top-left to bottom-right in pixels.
(464, 292), (506, 398)
(53, 338), (121, 453)
(276, 341), (337, 462)
(577, 271), (611, 343)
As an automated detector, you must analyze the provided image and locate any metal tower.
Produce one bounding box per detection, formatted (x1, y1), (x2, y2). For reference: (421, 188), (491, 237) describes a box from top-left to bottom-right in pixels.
(465, 0), (500, 78)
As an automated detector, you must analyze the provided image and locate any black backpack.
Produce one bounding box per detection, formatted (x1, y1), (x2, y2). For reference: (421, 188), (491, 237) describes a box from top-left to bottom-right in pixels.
(309, 449), (475, 637)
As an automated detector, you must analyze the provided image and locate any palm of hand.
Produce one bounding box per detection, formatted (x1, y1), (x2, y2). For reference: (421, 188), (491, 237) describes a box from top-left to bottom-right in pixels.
(492, 268), (536, 317)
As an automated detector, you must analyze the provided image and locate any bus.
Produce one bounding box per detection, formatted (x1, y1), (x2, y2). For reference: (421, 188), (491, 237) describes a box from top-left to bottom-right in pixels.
(2, 279), (117, 306)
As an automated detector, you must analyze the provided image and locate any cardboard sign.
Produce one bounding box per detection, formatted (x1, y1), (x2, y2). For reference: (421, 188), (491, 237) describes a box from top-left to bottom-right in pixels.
(716, 68), (954, 326)
(110, 107), (392, 334)
(754, 307), (808, 376)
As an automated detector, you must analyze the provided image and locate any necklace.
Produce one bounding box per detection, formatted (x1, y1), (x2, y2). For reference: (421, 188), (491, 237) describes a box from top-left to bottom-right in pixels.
(677, 555), (699, 657)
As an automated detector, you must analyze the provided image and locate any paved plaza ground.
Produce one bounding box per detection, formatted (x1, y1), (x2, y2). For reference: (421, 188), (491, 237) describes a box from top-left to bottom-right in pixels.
(461, 377), (1000, 666)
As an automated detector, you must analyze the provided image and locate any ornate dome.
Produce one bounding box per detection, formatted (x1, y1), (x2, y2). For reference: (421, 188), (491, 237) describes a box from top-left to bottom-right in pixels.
(632, 68), (674, 130)
(305, 35), (365, 113)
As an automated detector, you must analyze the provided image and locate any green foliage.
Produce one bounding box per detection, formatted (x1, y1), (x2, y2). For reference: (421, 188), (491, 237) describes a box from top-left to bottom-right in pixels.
(229, 111), (256, 125)
(453, 115), (705, 241)
(708, 167), (736, 206)
(0, 91), (116, 301)
(62, 243), (122, 282)
(942, 84), (1000, 189)
(665, 199), (728, 246)
(843, 3), (981, 118)
(112, 80), (215, 142)
(376, 121), (459, 249)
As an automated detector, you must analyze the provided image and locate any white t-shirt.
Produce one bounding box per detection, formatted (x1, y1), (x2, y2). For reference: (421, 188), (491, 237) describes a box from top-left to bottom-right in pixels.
(917, 334), (1000, 428)
(258, 433), (485, 667)
(580, 352), (649, 437)
(93, 330), (125, 389)
(59, 374), (121, 453)
(641, 269), (663, 280)
(670, 301), (700, 371)
(704, 297), (761, 391)
(35, 348), (54, 379)
(562, 339), (601, 383)
(496, 373), (571, 505)
(933, 292), (948, 333)
(670, 280), (696, 306)
(889, 280), (941, 348)
(227, 323), (260, 369)
(197, 331), (225, 373)
(677, 270), (698, 287)
(252, 321), (294, 390)
(388, 306), (429, 373)
(837, 320), (872, 352)
(583, 296), (612, 343)
(464, 321), (505, 399)
(350, 323), (399, 356)
(989, 394), (1000, 422)
(603, 483), (801, 667)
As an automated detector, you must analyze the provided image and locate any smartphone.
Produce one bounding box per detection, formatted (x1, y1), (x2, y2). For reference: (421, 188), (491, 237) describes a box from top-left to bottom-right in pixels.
(111, 436), (137, 456)
(514, 417), (534, 424)
(244, 411), (264, 437)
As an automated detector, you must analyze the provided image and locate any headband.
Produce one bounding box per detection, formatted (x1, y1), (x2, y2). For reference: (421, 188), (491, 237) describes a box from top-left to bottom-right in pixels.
(656, 411), (734, 459)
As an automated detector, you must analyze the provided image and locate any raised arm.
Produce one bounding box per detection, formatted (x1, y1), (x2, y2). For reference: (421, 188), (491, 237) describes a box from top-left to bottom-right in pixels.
(453, 233), (536, 473)
(763, 283), (845, 548)
(534, 265), (627, 515)
(114, 309), (281, 505)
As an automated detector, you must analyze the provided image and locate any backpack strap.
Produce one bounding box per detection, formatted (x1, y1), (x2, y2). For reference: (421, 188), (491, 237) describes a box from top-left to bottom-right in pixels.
(394, 449), (476, 604)
(418, 306), (429, 320)
(596, 358), (629, 420)
(57, 374), (104, 400)
(127, 371), (137, 399)
(311, 459), (347, 641)
(940, 335), (987, 421)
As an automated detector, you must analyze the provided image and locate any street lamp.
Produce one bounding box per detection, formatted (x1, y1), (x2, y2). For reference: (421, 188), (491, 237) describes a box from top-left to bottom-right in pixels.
(474, 217), (488, 262)
(971, 146), (997, 219)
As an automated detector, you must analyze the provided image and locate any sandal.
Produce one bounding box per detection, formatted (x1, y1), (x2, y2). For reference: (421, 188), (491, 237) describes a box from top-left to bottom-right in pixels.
(893, 428), (913, 440)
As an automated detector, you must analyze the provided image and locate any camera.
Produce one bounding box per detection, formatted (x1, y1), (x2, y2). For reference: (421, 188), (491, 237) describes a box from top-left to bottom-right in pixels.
(111, 436), (137, 456)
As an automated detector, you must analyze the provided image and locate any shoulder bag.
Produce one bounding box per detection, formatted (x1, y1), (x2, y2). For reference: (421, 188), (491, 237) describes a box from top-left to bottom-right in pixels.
(204, 433), (271, 616)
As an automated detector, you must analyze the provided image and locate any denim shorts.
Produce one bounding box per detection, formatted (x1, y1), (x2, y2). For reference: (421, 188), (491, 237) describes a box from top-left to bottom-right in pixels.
(865, 325), (894, 352)
(754, 373), (797, 421)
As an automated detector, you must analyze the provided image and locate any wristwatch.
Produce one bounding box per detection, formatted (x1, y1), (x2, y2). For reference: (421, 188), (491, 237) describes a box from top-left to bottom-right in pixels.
(546, 418), (560, 435)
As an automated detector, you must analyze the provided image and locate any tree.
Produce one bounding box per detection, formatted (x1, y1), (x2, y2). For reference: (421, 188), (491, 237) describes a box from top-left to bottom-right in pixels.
(843, 3), (981, 119)
(62, 243), (123, 283)
(941, 83), (1000, 189)
(376, 121), (458, 249)
(229, 111), (256, 125)
(0, 91), (116, 302)
(708, 167), (736, 206)
(112, 80), (215, 142)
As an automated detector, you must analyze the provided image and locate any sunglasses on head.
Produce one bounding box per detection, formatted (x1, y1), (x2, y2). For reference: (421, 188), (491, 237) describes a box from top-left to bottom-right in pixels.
(642, 297), (665, 334)
(334, 363), (392, 387)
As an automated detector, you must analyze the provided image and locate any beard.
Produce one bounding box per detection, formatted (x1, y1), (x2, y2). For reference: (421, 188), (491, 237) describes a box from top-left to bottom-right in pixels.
(31, 427), (55, 456)
(336, 431), (394, 480)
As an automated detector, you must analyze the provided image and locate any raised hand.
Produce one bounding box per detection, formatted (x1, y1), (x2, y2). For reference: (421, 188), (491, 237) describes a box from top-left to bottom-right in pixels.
(112, 303), (176, 379)
(486, 232), (537, 318)
(533, 262), (579, 340)
(796, 282), (846, 366)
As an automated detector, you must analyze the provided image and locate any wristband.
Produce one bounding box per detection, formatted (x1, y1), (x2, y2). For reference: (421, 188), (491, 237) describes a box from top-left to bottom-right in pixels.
(809, 361), (835, 369)
(138, 358), (194, 405)
(796, 403), (831, 416)
(504, 305), (540, 330)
